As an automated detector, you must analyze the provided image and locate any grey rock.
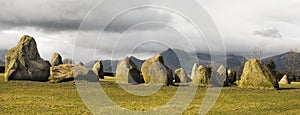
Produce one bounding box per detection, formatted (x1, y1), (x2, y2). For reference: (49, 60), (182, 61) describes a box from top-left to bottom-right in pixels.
(115, 57), (144, 84)
(92, 61), (104, 79)
(5, 35), (51, 81)
(50, 52), (63, 66)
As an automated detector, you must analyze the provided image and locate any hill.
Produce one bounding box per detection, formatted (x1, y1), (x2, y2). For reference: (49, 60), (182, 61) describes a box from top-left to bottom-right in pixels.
(85, 48), (246, 75)
(85, 60), (119, 73)
(160, 48), (246, 74)
(263, 52), (300, 71)
(0, 49), (8, 66)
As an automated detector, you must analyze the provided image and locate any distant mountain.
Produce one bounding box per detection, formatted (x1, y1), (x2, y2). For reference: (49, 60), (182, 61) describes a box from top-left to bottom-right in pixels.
(223, 54), (246, 69)
(160, 49), (246, 74)
(85, 60), (119, 73)
(85, 56), (145, 72)
(129, 56), (144, 71)
(160, 48), (202, 75)
(263, 52), (300, 72)
(85, 49), (246, 75)
(0, 49), (8, 66)
(85, 61), (97, 69)
(262, 52), (300, 81)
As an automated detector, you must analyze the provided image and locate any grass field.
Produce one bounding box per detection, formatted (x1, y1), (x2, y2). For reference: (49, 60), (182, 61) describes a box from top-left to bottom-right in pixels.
(0, 73), (4, 81)
(0, 75), (300, 114)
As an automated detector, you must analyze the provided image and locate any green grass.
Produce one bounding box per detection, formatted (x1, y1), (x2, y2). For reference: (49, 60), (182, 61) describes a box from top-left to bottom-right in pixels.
(0, 79), (299, 114)
(0, 73), (4, 81)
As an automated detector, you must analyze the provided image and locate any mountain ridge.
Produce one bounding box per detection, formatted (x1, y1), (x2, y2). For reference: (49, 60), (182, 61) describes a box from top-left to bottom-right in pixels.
(0, 49), (8, 66)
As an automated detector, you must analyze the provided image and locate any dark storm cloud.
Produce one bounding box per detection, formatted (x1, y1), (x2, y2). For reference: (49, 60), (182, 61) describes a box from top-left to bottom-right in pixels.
(0, 0), (91, 31)
(104, 9), (171, 33)
(0, 19), (82, 32)
(1, 0), (300, 62)
(0, 0), (172, 32)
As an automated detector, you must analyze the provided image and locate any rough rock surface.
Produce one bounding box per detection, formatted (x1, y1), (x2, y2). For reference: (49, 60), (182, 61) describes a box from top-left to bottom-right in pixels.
(227, 69), (236, 85)
(210, 65), (227, 86)
(279, 75), (290, 84)
(49, 64), (98, 83)
(175, 68), (191, 83)
(191, 65), (211, 86)
(92, 61), (104, 79)
(115, 57), (144, 84)
(50, 52), (63, 66)
(49, 64), (73, 83)
(73, 64), (98, 82)
(239, 59), (279, 89)
(141, 55), (173, 85)
(5, 35), (51, 81)
(217, 65), (227, 81)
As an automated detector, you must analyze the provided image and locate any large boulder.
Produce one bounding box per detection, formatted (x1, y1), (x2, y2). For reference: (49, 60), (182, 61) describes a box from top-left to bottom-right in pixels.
(49, 64), (73, 83)
(50, 52), (63, 66)
(73, 64), (98, 82)
(5, 35), (51, 81)
(239, 59), (279, 89)
(141, 55), (173, 85)
(279, 75), (290, 84)
(115, 57), (144, 84)
(175, 68), (191, 83)
(191, 65), (211, 86)
(49, 64), (98, 83)
(92, 61), (104, 79)
(217, 65), (227, 81)
(211, 65), (227, 86)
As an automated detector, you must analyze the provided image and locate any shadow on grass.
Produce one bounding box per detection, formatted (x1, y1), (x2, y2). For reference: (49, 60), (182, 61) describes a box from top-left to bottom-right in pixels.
(278, 87), (299, 90)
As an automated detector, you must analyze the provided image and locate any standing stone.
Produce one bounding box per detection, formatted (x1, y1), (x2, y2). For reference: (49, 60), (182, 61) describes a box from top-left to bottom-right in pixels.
(50, 52), (63, 66)
(175, 68), (191, 83)
(190, 63), (198, 80)
(192, 65), (210, 86)
(49, 64), (98, 83)
(279, 75), (290, 84)
(73, 64), (98, 82)
(5, 35), (51, 81)
(165, 66), (174, 86)
(115, 57), (144, 84)
(92, 61), (104, 79)
(211, 65), (227, 86)
(49, 64), (73, 83)
(141, 55), (173, 85)
(227, 69), (236, 85)
(239, 59), (279, 89)
(217, 65), (227, 81)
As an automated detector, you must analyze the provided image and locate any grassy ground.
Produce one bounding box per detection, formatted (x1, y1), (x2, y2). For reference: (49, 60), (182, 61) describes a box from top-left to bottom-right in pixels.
(0, 75), (299, 114)
(0, 73), (4, 81)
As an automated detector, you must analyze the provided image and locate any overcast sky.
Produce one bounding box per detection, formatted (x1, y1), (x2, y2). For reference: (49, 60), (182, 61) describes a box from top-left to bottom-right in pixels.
(0, 0), (299, 62)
